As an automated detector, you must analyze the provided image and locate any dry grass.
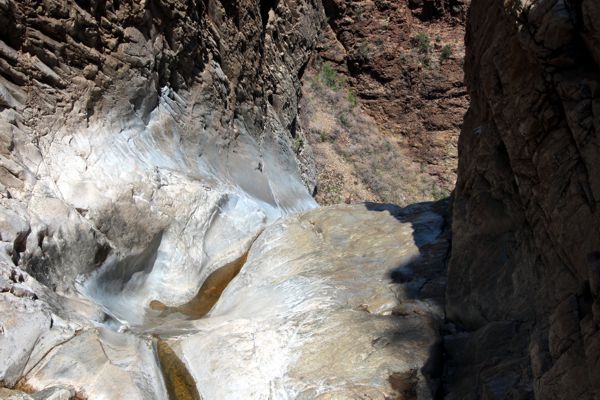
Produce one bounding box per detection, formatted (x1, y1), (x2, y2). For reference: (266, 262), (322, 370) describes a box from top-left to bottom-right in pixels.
(300, 61), (448, 206)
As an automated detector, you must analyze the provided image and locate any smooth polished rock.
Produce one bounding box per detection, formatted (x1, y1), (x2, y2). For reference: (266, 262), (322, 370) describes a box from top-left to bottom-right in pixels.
(0, 386), (74, 400)
(0, 388), (31, 400)
(0, 293), (74, 388)
(0, 200), (449, 399)
(169, 203), (449, 399)
(24, 328), (168, 400)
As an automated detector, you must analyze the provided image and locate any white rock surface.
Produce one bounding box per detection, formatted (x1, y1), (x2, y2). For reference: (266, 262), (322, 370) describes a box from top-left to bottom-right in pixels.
(1, 202), (449, 399)
(166, 204), (447, 399)
(25, 329), (168, 400)
(0, 386), (74, 400)
(0, 84), (317, 330)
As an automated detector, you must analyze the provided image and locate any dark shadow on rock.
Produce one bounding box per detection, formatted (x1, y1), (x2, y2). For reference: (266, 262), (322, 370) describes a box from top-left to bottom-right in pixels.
(364, 198), (451, 305)
(364, 198), (452, 400)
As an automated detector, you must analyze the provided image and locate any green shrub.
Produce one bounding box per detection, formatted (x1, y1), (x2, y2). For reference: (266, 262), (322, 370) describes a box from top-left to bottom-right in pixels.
(347, 90), (358, 108)
(431, 186), (450, 201)
(321, 63), (339, 90)
(355, 7), (364, 20)
(319, 131), (328, 142)
(339, 113), (351, 129)
(357, 42), (371, 60)
(412, 32), (431, 54)
(440, 44), (453, 62)
(293, 137), (304, 153)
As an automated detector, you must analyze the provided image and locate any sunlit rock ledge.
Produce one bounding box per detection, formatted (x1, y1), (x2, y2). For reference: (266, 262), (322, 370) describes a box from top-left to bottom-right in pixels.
(171, 203), (449, 399)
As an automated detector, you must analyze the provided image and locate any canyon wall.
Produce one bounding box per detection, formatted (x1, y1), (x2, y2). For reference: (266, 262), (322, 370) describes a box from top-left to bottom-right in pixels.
(0, 0), (322, 395)
(0, 0), (322, 320)
(8, 0), (600, 398)
(446, 0), (600, 398)
(301, 0), (468, 205)
(0, 1), (452, 398)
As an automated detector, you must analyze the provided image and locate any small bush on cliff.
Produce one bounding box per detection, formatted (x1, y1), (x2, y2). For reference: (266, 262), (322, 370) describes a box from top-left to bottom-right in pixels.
(339, 113), (351, 129)
(321, 63), (340, 90)
(440, 45), (453, 62)
(347, 90), (358, 108)
(293, 137), (304, 153)
(357, 42), (371, 60)
(431, 186), (450, 201)
(412, 32), (431, 54)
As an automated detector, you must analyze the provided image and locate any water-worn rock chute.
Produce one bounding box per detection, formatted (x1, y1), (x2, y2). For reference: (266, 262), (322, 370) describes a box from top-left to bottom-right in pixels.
(0, 0), (451, 398)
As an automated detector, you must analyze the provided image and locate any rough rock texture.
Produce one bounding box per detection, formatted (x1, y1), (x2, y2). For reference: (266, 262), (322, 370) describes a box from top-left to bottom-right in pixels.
(447, 0), (600, 398)
(302, 0), (469, 205)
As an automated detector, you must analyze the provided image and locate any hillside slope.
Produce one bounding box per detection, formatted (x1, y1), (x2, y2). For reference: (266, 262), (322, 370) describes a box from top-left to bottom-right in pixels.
(300, 0), (469, 205)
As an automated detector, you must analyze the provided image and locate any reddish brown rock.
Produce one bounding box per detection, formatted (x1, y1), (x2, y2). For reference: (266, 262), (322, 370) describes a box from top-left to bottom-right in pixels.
(312, 0), (469, 199)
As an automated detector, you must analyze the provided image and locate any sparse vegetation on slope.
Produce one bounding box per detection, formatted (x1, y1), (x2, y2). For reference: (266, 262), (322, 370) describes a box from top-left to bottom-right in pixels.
(440, 44), (453, 62)
(300, 61), (441, 206)
(412, 32), (431, 54)
(311, 0), (466, 206)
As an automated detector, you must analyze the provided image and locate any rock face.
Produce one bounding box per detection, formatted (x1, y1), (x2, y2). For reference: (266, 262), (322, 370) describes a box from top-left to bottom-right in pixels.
(0, 0), (453, 398)
(0, 0), (314, 396)
(447, 0), (600, 398)
(305, 0), (469, 204)
(0, 0), (322, 325)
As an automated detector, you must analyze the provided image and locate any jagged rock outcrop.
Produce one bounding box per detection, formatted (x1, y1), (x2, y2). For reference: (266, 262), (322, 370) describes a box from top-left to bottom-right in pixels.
(446, 0), (600, 398)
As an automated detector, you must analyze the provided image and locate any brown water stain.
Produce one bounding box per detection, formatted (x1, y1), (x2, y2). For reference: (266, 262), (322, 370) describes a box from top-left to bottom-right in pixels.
(13, 380), (35, 394)
(152, 252), (249, 399)
(150, 252), (248, 319)
(389, 369), (418, 400)
(157, 339), (202, 400)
